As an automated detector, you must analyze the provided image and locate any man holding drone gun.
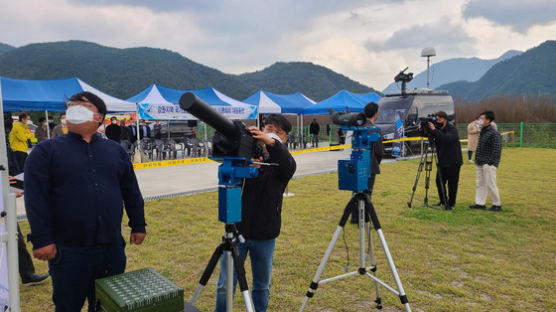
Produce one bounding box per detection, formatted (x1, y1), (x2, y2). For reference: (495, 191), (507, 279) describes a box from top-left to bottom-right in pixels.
(216, 114), (297, 312)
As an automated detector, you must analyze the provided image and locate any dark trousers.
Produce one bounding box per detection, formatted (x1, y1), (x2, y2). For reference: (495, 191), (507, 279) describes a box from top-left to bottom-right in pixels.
(18, 224), (36, 279)
(351, 175), (376, 223)
(436, 164), (461, 207)
(468, 150), (473, 160)
(14, 151), (27, 171)
(48, 239), (126, 312)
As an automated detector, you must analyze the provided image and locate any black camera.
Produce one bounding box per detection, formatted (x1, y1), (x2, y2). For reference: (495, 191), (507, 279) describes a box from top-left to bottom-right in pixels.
(418, 114), (439, 135)
(329, 109), (366, 127)
(179, 92), (263, 159)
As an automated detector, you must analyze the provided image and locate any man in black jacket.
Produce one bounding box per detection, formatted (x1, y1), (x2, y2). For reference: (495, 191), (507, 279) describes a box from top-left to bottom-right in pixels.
(105, 116), (121, 143)
(215, 114), (296, 312)
(470, 111), (502, 211)
(309, 118), (320, 147)
(426, 111), (462, 210)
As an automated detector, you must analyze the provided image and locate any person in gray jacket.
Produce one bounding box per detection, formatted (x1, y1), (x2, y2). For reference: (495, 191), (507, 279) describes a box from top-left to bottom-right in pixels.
(470, 111), (502, 211)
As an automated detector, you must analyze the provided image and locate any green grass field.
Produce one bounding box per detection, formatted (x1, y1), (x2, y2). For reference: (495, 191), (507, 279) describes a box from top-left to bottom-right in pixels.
(19, 147), (556, 311)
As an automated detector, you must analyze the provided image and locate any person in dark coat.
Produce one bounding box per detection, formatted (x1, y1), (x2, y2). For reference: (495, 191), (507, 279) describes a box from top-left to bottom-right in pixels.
(426, 111), (463, 210)
(138, 120), (151, 139)
(215, 114), (296, 312)
(34, 117), (49, 142)
(309, 118), (320, 147)
(119, 119), (130, 141)
(105, 116), (121, 143)
(25, 92), (146, 311)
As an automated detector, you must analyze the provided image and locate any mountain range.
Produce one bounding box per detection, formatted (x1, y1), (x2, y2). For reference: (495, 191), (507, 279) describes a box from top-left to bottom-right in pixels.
(382, 50), (522, 94)
(0, 41), (374, 101)
(438, 40), (556, 100)
(0, 40), (554, 102)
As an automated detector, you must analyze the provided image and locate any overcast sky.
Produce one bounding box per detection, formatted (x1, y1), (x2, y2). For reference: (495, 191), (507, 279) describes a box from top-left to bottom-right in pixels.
(1, 0), (555, 90)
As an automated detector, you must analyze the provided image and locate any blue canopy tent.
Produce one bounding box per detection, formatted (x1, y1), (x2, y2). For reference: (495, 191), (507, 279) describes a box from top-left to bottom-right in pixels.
(244, 90), (316, 137)
(1, 76), (136, 112)
(1, 76), (137, 139)
(243, 90), (315, 114)
(302, 90), (381, 115)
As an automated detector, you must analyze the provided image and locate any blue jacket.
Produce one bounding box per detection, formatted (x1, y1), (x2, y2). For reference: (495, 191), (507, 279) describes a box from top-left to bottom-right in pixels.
(24, 132), (146, 249)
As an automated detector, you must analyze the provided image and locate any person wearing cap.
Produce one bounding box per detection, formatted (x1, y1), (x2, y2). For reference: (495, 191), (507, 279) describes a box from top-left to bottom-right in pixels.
(426, 111), (463, 210)
(24, 91), (147, 312)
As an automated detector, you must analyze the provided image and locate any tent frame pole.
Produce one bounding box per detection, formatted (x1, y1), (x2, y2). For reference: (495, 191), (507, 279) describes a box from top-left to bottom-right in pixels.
(0, 74), (22, 312)
(45, 110), (51, 139)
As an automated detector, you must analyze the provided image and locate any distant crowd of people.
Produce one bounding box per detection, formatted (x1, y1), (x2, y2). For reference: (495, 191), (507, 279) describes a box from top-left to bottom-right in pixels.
(104, 117), (163, 143)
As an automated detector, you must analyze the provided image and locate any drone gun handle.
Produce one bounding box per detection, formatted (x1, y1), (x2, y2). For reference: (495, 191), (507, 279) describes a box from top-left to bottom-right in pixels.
(179, 92), (236, 136)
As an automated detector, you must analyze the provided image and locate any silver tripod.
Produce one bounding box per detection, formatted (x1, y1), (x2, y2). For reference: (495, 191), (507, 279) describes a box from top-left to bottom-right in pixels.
(190, 224), (255, 312)
(299, 192), (411, 312)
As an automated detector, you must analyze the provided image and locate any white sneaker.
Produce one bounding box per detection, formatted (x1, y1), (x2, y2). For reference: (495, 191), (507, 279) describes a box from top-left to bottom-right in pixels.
(469, 159), (474, 163)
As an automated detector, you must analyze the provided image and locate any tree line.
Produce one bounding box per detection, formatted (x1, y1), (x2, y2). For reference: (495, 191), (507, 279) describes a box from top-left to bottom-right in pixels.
(455, 94), (556, 123)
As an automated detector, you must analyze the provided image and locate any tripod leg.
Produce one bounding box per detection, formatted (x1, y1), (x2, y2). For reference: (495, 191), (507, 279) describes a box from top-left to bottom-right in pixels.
(365, 199), (382, 309)
(226, 251), (234, 311)
(364, 194), (411, 312)
(299, 195), (355, 312)
(191, 244), (225, 305)
(358, 198), (366, 269)
(407, 148), (427, 208)
(230, 242), (255, 312)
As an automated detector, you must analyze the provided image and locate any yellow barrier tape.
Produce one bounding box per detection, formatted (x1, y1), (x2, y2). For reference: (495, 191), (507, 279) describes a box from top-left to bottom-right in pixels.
(133, 157), (212, 170)
(133, 131), (515, 170)
(290, 144), (350, 155)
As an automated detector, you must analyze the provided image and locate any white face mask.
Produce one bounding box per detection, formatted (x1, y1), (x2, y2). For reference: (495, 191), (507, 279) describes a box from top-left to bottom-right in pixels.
(26, 120), (33, 125)
(266, 132), (282, 143)
(476, 119), (484, 127)
(61, 118), (67, 125)
(66, 105), (95, 125)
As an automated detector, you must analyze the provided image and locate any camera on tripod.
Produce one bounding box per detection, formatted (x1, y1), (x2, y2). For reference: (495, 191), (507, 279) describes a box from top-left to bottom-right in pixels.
(418, 114), (438, 135)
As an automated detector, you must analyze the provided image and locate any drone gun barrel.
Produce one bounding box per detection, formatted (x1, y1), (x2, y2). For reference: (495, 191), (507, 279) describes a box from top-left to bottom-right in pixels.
(179, 92), (237, 137)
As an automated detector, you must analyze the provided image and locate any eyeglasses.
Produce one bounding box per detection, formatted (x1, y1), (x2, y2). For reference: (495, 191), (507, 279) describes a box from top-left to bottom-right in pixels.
(265, 124), (285, 136)
(66, 100), (96, 110)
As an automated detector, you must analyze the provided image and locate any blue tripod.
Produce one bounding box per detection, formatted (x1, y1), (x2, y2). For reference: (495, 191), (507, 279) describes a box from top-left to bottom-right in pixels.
(190, 158), (258, 312)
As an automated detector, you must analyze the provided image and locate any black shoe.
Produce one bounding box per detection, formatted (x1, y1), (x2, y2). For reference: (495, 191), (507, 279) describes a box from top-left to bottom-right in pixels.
(469, 204), (486, 210)
(489, 205), (502, 212)
(432, 202), (444, 207)
(22, 273), (50, 286)
(445, 205), (453, 211)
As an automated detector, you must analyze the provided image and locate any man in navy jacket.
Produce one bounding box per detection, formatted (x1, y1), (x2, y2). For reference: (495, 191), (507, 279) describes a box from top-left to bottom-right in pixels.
(25, 91), (146, 312)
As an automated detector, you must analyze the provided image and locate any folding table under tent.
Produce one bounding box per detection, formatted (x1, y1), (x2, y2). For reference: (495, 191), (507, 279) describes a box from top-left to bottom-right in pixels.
(243, 90), (316, 138)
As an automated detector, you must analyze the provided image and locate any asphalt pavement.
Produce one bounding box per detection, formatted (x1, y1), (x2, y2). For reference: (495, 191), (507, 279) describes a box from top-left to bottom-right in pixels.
(16, 147), (399, 218)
